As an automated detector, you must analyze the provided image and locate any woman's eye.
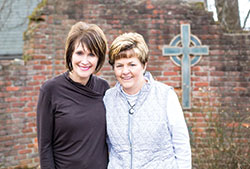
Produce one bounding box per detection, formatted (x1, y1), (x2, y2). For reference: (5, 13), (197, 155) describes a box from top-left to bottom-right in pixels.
(115, 65), (122, 68)
(130, 64), (136, 67)
(89, 53), (95, 57)
(76, 51), (83, 55)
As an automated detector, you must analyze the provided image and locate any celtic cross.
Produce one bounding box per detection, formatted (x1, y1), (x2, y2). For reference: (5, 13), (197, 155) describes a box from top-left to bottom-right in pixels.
(162, 24), (209, 109)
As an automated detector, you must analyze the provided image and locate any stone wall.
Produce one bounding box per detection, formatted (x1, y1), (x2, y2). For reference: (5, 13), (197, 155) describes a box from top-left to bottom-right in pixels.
(0, 0), (249, 168)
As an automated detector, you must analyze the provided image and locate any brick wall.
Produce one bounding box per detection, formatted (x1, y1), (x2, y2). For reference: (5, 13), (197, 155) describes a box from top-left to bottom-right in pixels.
(0, 0), (249, 168)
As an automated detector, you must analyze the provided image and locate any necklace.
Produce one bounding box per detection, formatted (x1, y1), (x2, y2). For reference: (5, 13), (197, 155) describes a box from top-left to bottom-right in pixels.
(127, 101), (136, 115)
(121, 87), (141, 115)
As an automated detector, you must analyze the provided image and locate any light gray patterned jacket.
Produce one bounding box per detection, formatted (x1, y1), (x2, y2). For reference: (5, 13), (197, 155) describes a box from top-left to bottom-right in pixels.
(104, 72), (191, 169)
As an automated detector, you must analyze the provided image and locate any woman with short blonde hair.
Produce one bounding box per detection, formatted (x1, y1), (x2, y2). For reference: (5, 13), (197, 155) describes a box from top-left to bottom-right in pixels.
(104, 32), (191, 169)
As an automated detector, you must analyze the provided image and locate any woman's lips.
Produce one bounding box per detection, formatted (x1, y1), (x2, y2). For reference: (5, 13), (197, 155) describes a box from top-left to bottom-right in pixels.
(122, 76), (132, 80)
(79, 65), (91, 71)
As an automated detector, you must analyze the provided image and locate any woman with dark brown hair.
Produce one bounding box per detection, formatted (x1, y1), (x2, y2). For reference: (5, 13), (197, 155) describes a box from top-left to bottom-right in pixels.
(36, 21), (109, 169)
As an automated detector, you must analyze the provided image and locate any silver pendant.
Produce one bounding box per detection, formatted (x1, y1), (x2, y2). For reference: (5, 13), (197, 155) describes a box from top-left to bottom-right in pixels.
(129, 108), (135, 114)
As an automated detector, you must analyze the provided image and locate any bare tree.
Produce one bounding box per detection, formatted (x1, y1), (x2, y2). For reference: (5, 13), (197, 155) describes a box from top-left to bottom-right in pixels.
(243, 9), (250, 29)
(215, 0), (241, 31)
(0, 0), (15, 30)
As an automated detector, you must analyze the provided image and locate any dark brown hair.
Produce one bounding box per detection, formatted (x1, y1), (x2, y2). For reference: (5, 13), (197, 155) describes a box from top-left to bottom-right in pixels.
(65, 21), (107, 73)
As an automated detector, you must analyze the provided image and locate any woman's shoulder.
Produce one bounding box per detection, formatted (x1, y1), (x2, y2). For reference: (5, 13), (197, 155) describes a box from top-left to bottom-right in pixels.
(105, 86), (116, 94)
(40, 73), (65, 91)
(103, 86), (118, 106)
(92, 75), (109, 86)
(103, 86), (118, 99)
(153, 80), (173, 91)
(145, 72), (172, 92)
(91, 75), (110, 94)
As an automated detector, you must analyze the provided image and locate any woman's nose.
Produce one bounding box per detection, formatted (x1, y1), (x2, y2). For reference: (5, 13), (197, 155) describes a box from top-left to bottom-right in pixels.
(80, 55), (89, 64)
(122, 66), (130, 74)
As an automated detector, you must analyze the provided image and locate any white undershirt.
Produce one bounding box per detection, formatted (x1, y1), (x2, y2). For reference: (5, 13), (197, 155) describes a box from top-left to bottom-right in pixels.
(121, 88), (140, 106)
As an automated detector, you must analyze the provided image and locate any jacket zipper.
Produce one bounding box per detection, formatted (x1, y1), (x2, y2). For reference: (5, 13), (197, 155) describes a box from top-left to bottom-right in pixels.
(128, 113), (133, 169)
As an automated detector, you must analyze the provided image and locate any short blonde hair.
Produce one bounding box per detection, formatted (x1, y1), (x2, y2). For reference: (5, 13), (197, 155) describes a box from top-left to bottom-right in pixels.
(65, 21), (107, 73)
(108, 32), (149, 67)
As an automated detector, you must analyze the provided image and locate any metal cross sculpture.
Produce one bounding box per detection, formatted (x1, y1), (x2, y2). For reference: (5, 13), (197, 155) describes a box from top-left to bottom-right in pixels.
(162, 24), (209, 109)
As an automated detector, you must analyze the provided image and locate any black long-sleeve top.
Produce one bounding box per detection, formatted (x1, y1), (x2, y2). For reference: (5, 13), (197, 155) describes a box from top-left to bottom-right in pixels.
(36, 71), (109, 169)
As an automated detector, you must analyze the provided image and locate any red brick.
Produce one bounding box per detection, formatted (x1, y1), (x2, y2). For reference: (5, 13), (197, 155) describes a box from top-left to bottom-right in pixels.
(195, 82), (209, 87)
(13, 145), (25, 150)
(5, 86), (20, 91)
(170, 77), (181, 81)
(18, 149), (32, 155)
(5, 97), (18, 102)
(146, 1), (154, 9)
(191, 66), (201, 71)
(14, 155), (27, 160)
(210, 49), (225, 55)
(147, 66), (163, 71)
(191, 77), (201, 81)
(163, 72), (178, 76)
(33, 75), (46, 80)
(22, 107), (33, 112)
(12, 113), (26, 118)
(194, 72), (208, 76)
(210, 71), (225, 76)
(27, 122), (36, 127)
(27, 102), (36, 107)
(40, 60), (52, 64)
(28, 143), (35, 148)
(233, 87), (247, 91)
(192, 127), (204, 133)
(165, 82), (179, 87)
(155, 77), (168, 81)
(27, 81), (40, 86)
(173, 67), (181, 71)
(22, 128), (33, 133)
(27, 112), (36, 117)
(12, 102), (25, 107)
(19, 97), (32, 102)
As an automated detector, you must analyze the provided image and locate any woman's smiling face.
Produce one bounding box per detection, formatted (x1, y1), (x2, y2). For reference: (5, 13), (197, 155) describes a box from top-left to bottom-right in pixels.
(114, 55), (147, 95)
(70, 43), (98, 85)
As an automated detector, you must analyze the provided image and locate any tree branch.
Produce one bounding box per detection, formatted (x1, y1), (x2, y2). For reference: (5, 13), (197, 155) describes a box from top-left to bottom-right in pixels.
(243, 9), (250, 29)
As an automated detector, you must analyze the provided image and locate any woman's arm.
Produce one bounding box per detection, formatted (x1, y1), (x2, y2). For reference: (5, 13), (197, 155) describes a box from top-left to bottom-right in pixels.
(167, 89), (192, 169)
(36, 88), (55, 169)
